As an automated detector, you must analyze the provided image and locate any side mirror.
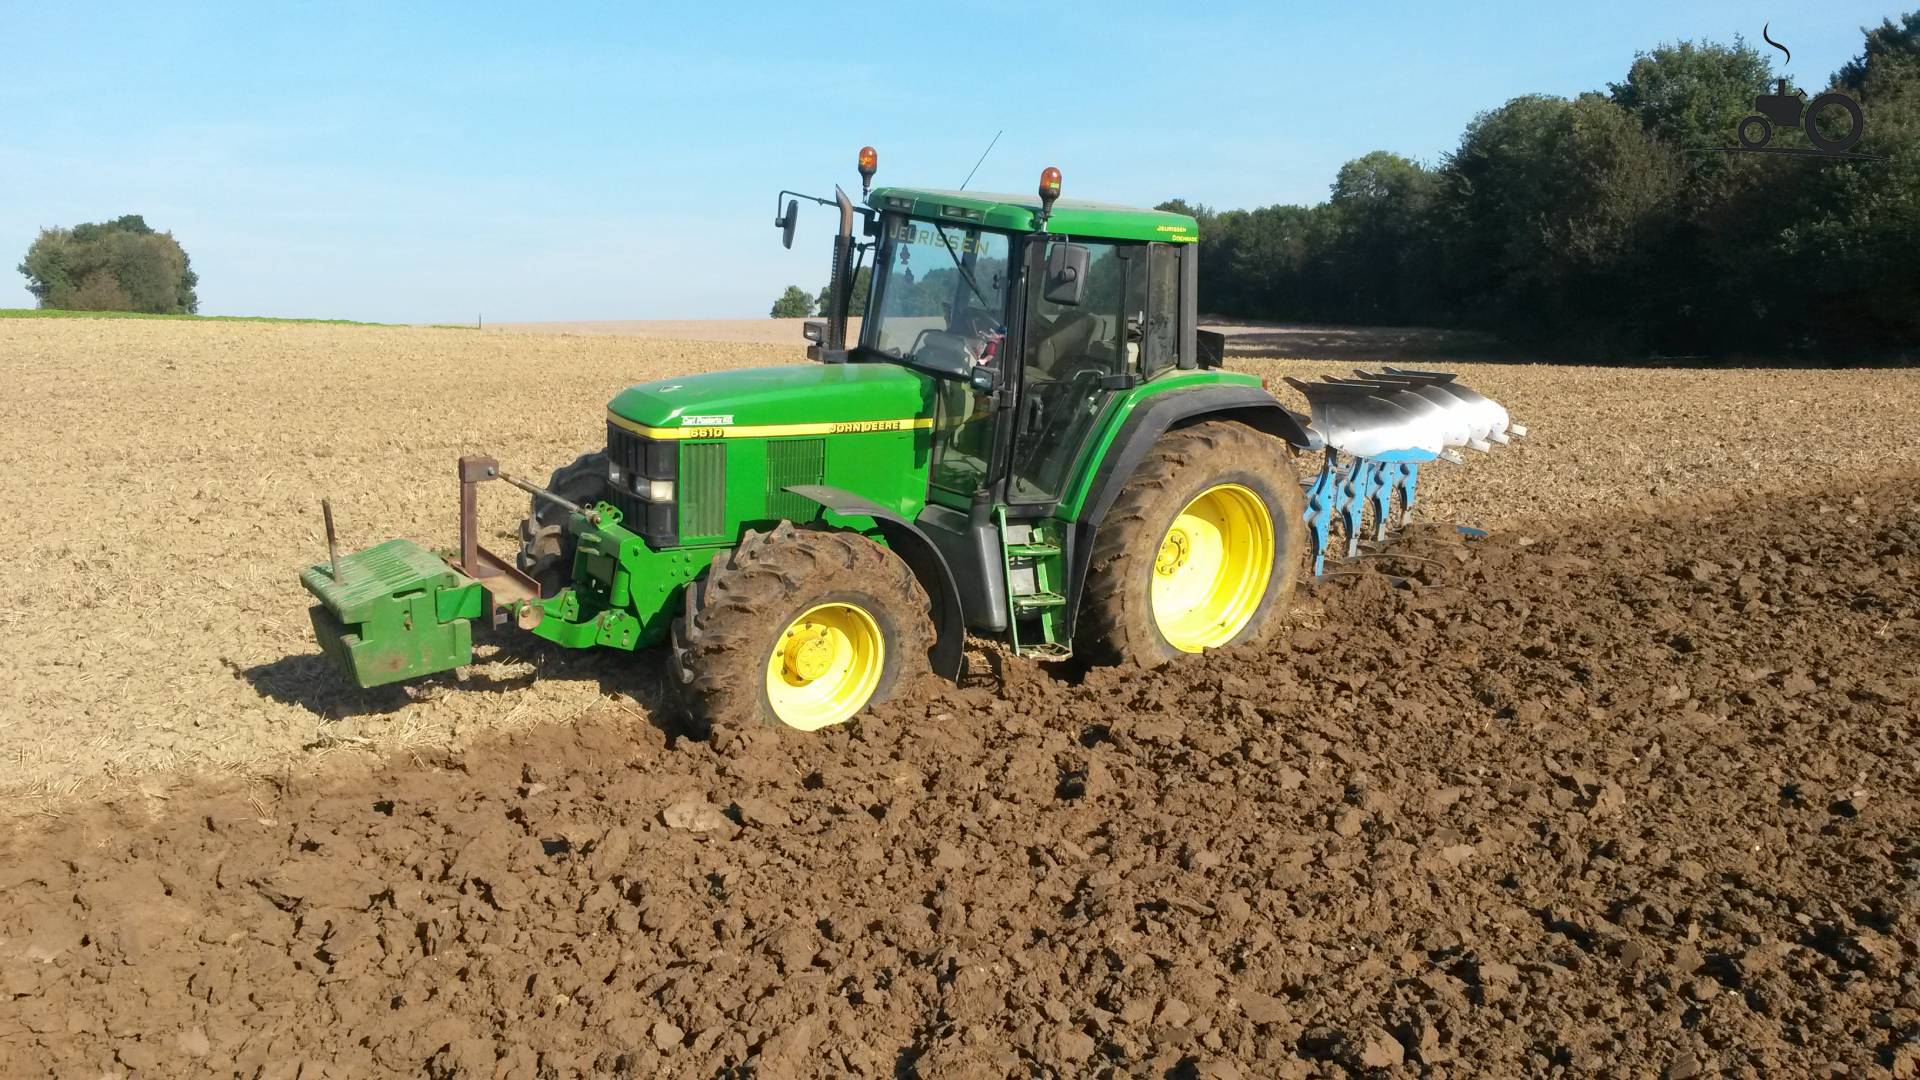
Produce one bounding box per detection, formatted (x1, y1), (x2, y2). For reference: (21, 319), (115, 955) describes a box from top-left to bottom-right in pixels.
(778, 199), (799, 249)
(1044, 243), (1089, 306)
(1196, 328), (1225, 370)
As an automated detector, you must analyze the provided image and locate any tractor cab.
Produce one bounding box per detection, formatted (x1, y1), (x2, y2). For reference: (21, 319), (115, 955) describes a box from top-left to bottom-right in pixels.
(853, 189), (1200, 512)
(780, 158), (1262, 658)
(1754, 79), (1806, 127)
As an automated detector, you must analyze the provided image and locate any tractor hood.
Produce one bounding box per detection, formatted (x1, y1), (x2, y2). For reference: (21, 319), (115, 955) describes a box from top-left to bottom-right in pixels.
(607, 363), (936, 435)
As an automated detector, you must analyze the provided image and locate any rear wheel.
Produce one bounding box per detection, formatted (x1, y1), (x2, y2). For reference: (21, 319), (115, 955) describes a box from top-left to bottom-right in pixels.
(1804, 92), (1863, 153)
(671, 523), (932, 733)
(515, 451), (608, 597)
(1078, 421), (1305, 666)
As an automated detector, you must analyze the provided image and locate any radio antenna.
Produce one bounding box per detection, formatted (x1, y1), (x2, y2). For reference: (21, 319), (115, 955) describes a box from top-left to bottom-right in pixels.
(959, 130), (1003, 191)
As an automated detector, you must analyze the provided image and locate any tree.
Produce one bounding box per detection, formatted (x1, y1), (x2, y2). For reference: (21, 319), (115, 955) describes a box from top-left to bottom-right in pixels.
(1154, 15), (1919, 356)
(815, 266), (871, 317)
(1322, 151), (1440, 322)
(1437, 93), (1681, 351)
(17, 214), (199, 314)
(769, 285), (814, 318)
(1838, 12), (1920, 94)
(1154, 198), (1212, 222)
(1782, 11), (1920, 348)
(1608, 40), (1772, 155)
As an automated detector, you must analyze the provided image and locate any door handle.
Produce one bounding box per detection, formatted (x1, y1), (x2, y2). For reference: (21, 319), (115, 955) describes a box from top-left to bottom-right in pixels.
(1021, 395), (1044, 436)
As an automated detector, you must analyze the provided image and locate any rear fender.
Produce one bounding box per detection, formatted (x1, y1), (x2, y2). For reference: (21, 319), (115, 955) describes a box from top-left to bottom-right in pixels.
(1060, 386), (1312, 642)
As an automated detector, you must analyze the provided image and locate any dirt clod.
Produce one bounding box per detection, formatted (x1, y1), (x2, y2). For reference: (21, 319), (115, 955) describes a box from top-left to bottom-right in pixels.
(661, 799), (734, 834)
(1055, 1028), (1097, 1061)
(1359, 1027), (1406, 1068)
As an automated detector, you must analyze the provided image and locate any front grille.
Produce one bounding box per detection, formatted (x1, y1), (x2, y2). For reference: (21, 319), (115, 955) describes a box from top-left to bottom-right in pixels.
(607, 490), (647, 535)
(678, 442), (726, 541)
(606, 423), (657, 484)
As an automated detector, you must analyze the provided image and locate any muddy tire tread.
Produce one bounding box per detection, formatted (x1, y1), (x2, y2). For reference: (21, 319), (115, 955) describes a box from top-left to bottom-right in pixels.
(669, 522), (932, 733)
(515, 451), (610, 596)
(1077, 420), (1306, 666)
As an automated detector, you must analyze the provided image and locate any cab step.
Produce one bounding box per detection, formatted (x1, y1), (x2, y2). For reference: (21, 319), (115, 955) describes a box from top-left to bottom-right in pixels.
(1011, 590), (1066, 612)
(997, 508), (1073, 661)
(1016, 640), (1073, 660)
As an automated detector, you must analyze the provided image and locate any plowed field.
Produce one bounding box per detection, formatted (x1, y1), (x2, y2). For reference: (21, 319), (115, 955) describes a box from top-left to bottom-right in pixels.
(0, 318), (1915, 1077)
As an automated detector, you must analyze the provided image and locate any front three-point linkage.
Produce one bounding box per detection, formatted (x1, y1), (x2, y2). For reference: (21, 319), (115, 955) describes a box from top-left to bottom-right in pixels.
(1287, 369), (1527, 575)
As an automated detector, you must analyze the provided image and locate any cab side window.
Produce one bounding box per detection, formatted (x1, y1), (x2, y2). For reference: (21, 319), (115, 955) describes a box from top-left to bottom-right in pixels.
(1026, 241), (1122, 381)
(1144, 243), (1181, 375)
(1010, 240), (1151, 503)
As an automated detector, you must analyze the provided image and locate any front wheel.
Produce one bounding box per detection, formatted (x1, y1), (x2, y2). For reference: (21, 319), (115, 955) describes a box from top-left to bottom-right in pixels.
(516, 451), (609, 597)
(1737, 114), (1772, 149)
(1077, 420), (1306, 666)
(670, 523), (932, 733)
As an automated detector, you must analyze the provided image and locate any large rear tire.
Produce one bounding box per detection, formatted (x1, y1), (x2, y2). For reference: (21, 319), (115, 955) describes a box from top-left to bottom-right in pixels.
(515, 451), (609, 597)
(1077, 421), (1306, 666)
(670, 523), (933, 734)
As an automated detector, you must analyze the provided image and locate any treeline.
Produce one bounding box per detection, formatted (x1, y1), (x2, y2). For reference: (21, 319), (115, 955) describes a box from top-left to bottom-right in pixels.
(1167, 14), (1920, 357)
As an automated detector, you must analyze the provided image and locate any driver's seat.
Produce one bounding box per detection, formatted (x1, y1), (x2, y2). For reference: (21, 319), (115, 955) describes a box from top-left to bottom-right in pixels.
(1031, 311), (1098, 377)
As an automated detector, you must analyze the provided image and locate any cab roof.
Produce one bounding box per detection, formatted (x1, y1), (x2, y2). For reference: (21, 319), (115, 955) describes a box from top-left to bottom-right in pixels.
(867, 186), (1199, 244)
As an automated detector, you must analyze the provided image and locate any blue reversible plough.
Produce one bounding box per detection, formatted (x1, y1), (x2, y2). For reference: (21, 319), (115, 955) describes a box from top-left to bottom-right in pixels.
(1285, 368), (1527, 575)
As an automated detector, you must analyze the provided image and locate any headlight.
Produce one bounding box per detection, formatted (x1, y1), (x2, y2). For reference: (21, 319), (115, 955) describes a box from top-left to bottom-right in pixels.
(608, 460), (624, 485)
(641, 479), (674, 502)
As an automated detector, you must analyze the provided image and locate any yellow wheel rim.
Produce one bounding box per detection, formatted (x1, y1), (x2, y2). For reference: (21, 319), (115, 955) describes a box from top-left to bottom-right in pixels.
(764, 602), (885, 730)
(1150, 483), (1274, 653)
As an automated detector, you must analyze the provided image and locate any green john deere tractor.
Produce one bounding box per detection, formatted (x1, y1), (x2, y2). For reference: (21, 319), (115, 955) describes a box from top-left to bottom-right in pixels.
(303, 150), (1409, 732)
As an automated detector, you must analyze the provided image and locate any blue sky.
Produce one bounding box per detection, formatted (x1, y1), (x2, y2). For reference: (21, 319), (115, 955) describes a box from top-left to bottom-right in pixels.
(0, 1), (1901, 322)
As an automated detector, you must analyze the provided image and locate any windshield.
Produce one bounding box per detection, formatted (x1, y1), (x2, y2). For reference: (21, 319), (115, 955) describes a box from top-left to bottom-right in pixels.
(861, 215), (1013, 371)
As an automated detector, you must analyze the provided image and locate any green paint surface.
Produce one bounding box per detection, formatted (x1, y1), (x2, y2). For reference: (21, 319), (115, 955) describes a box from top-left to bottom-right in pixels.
(301, 539), (484, 687)
(868, 187), (1199, 243)
(530, 507), (686, 651)
(608, 363), (935, 428)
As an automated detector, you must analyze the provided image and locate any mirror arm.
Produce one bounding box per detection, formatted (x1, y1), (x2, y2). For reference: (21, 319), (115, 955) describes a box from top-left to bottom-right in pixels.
(775, 190), (877, 228)
(777, 189), (839, 212)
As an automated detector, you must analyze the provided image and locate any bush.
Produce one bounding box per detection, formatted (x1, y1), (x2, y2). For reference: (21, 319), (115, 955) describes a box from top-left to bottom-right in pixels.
(18, 215), (199, 314)
(769, 285), (814, 318)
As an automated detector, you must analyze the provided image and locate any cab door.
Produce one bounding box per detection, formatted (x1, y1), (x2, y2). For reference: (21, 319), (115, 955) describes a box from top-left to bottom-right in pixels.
(1007, 240), (1154, 507)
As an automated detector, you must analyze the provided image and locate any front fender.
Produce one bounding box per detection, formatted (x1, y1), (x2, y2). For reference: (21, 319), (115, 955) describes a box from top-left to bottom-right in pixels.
(782, 484), (966, 683)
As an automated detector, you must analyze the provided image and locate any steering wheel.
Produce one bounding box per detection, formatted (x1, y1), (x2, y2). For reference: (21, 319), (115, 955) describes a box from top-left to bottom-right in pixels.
(1025, 359), (1109, 453)
(909, 328), (976, 375)
(955, 308), (998, 338)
